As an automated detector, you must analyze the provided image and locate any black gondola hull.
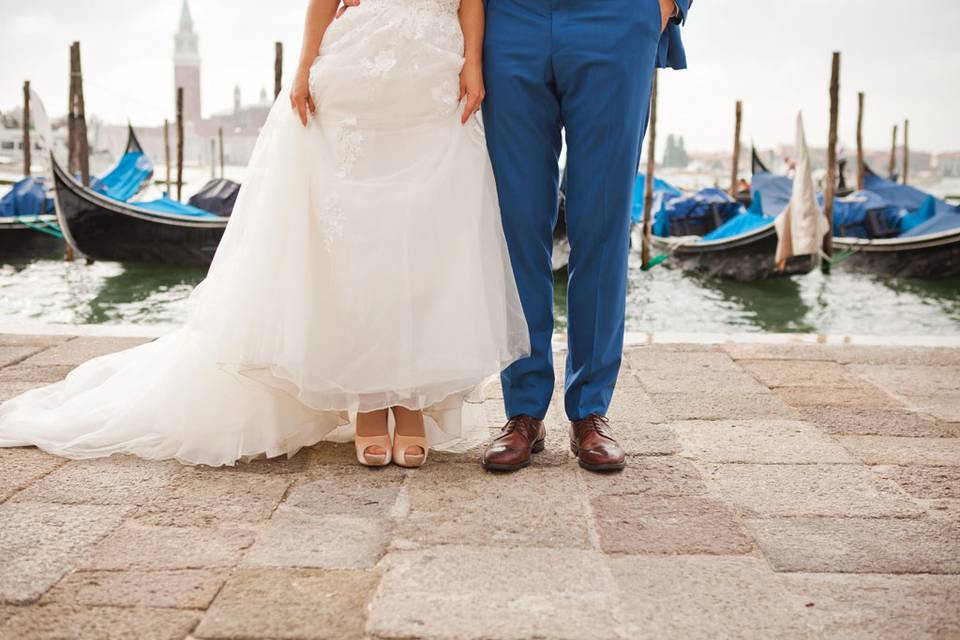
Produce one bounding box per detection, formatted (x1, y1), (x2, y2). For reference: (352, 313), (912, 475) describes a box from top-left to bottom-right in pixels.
(833, 230), (960, 278)
(0, 217), (64, 261)
(643, 223), (815, 280)
(52, 158), (227, 267)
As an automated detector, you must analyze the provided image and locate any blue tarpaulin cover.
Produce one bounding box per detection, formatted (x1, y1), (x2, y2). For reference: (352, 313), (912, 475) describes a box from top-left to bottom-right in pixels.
(866, 173), (960, 238)
(700, 191), (773, 242)
(631, 174), (683, 224)
(751, 169), (959, 239)
(134, 194), (220, 218)
(0, 177), (54, 217)
(652, 188), (741, 237)
(95, 151), (154, 202)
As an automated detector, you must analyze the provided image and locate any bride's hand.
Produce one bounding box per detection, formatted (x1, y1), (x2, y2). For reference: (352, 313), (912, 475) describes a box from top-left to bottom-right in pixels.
(459, 59), (485, 125)
(290, 68), (316, 127)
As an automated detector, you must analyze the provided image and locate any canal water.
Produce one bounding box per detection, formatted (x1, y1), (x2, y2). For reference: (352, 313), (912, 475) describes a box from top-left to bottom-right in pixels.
(2, 254), (958, 335)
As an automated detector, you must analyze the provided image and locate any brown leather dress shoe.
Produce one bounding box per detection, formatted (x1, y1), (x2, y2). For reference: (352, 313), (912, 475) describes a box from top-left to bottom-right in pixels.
(570, 414), (626, 472)
(481, 415), (546, 471)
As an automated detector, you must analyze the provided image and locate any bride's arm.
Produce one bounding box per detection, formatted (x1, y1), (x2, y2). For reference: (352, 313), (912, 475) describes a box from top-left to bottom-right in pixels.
(458, 0), (485, 125)
(291, 0), (340, 126)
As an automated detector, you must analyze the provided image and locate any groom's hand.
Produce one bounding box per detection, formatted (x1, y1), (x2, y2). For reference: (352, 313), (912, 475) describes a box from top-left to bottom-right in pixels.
(659, 0), (678, 33)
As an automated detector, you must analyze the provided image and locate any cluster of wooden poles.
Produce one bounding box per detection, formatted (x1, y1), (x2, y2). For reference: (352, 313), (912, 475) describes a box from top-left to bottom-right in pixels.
(638, 51), (914, 275)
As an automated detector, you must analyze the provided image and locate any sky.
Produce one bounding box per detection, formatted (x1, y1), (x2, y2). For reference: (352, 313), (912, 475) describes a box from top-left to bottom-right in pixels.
(1, 0), (958, 155)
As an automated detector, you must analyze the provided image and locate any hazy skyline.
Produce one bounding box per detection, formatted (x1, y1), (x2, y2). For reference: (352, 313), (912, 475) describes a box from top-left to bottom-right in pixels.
(1, 0), (958, 155)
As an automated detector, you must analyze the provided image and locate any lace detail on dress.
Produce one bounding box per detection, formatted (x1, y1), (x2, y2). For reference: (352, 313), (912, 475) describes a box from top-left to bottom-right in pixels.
(320, 194), (345, 251)
(335, 118), (364, 178)
(362, 50), (398, 78)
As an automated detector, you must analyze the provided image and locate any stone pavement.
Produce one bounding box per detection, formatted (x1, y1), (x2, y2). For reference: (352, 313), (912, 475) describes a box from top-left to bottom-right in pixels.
(0, 333), (959, 639)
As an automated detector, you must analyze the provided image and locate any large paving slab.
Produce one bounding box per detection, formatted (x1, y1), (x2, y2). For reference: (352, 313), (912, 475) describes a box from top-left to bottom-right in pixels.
(242, 508), (387, 570)
(0, 604), (199, 640)
(132, 466), (291, 526)
(0, 502), (127, 604)
(775, 385), (903, 410)
(592, 494), (754, 555)
(671, 419), (855, 463)
(848, 364), (960, 396)
(836, 435), (960, 466)
(0, 448), (66, 503)
(610, 555), (813, 639)
(397, 463), (592, 549)
(648, 390), (799, 421)
(699, 463), (923, 518)
(579, 455), (706, 497)
(901, 394), (960, 422)
(367, 546), (619, 640)
(745, 517), (960, 573)
(741, 359), (867, 389)
(781, 573), (960, 639)
(795, 405), (960, 437)
(0, 364), (73, 385)
(82, 524), (255, 571)
(872, 465), (960, 499)
(194, 569), (379, 639)
(12, 456), (180, 506)
(21, 336), (152, 367)
(44, 569), (225, 609)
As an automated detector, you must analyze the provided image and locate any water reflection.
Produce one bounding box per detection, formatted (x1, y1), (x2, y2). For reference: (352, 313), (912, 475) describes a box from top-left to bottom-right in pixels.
(2, 258), (959, 336)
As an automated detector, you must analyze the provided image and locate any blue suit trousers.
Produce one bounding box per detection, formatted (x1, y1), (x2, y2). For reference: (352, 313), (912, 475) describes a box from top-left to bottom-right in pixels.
(483, 0), (663, 421)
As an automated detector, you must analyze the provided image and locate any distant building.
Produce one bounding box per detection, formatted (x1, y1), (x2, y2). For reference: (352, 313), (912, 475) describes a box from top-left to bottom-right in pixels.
(934, 152), (960, 178)
(174, 1), (202, 124)
(129, 0), (272, 172)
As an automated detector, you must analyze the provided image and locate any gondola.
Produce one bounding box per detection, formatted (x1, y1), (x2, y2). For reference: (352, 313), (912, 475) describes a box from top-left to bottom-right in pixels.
(52, 155), (228, 267)
(637, 152), (814, 280)
(0, 125), (157, 262)
(752, 151), (960, 279)
(829, 166), (960, 278)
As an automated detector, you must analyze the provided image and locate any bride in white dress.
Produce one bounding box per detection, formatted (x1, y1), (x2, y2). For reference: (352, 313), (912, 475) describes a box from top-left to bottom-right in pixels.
(0, 0), (529, 468)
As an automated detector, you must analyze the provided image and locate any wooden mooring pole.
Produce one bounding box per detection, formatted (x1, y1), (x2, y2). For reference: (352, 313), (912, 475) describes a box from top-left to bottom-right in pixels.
(274, 42), (283, 99)
(640, 70), (659, 270)
(855, 92), (865, 192)
(902, 118), (910, 185)
(888, 124), (898, 181)
(68, 41), (90, 187)
(22, 81), (31, 177)
(218, 127), (225, 178)
(163, 119), (172, 194)
(729, 100), (742, 196)
(176, 87), (184, 201)
(210, 139), (216, 179)
(822, 51), (840, 274)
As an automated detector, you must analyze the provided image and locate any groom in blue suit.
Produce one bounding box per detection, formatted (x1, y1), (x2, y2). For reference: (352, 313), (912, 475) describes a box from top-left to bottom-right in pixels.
(482, 0), (690, 471)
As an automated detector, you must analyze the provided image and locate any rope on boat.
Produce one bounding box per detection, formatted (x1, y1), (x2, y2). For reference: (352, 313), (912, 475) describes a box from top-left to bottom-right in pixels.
(641, 253), (670, 271)
(13, 216), (64, 240)
(823, 245), (862, 265)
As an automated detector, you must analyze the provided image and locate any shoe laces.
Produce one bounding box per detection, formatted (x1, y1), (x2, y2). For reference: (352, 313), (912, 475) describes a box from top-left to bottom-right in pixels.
(502, 415), (539, 439)
(575, 414), (613, 438)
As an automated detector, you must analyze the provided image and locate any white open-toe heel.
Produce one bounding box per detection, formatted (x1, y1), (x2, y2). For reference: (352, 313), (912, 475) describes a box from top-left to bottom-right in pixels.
(393, 434), (428, 468)
(355, 434), (393, 467)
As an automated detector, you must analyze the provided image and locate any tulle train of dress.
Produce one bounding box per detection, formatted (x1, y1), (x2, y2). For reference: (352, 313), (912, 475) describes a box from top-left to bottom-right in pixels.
(0, 0), (530, 466)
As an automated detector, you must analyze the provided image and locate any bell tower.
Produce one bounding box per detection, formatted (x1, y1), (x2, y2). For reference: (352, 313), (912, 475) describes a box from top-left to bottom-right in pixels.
(174, 0), (202, 123)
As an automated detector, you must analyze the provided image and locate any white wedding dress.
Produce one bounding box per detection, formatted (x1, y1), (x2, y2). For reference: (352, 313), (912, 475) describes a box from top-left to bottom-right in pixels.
(0, 0), (529, 466)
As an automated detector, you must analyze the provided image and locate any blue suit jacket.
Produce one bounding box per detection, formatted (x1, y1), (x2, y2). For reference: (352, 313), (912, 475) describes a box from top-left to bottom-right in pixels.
(658, 0), (690, 70)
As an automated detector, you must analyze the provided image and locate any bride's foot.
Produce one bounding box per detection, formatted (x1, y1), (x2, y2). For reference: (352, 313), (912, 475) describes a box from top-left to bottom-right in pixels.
(356, 409), (391, 467)
(392, 406), (428, 468)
